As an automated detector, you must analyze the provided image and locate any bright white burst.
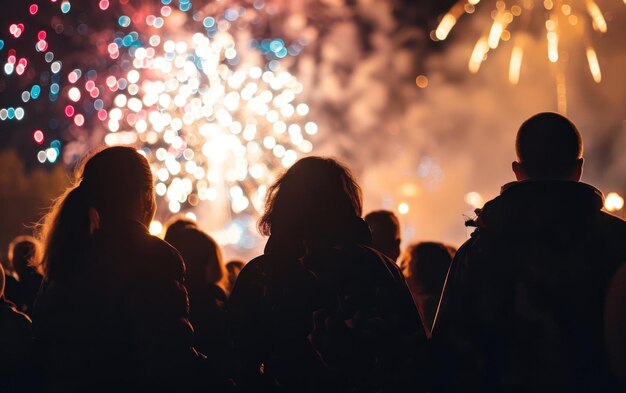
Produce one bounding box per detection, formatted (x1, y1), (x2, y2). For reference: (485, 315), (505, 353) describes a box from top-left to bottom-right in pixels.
(104, 31), (316, 216)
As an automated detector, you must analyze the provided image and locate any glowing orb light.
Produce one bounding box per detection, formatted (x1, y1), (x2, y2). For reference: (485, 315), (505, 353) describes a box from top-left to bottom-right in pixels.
(464, 191), (484, 208)
(605, 192), (624, 212)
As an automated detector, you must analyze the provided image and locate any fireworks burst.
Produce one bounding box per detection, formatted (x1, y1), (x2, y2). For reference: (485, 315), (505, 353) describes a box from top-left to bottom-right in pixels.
(1, 0), (318, 220)
(434, 0), (622, 112)
(103, 29), (317, 217)
(0, 0), (318, 165)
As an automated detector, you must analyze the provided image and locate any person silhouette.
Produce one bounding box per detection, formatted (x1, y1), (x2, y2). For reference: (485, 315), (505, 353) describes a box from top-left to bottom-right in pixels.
(3, 236), (43, 316)
(34, 146), (205, 392)
(432, 112), (626, 392)
(402, 242), (454, 337)
(164, 220), (230, 374)
(228, 156), (427, 392)
(364, 210), (402, 263)
(225, 259), (245, 294)
(0, 263), (34, 393)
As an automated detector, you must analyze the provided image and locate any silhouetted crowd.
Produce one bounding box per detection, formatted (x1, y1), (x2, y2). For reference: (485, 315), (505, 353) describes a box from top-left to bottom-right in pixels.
(1, 112), (625, 392)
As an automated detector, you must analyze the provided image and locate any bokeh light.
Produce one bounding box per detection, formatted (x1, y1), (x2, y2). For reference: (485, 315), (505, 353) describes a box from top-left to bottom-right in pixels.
(464, 191), (484, 208)
(605, 192), (624, 212)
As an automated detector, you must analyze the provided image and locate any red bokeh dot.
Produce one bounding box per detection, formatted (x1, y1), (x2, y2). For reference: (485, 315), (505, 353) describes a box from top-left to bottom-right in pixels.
(29, 4), (39, 15)
(97, 109), (108, 121)
(65, 105), (75, 117)
(33, 130), (44, 144)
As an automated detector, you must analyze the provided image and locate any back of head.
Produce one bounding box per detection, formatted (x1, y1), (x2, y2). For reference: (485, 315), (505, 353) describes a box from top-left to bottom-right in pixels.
(406, 242), (453, 294)
(259, 156), (363, 240)
(8, 236), (40, 278)
(226, 259), (245, 275)
(39, 146), (155, 281)
(165, 225), (225, 287)
(164, 216), (197, 238)
(364, 210), (401, 261)
(516, 112), (583, 179)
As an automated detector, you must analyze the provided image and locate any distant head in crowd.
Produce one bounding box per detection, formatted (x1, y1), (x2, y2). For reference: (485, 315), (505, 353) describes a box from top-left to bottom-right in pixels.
(225, 259), (245, 292)
(165, 220), (227, 291)
(259, 156), (363, 242)
(39, 146), (155, 281)
(404, 242), (454, 335)
(364, 210), (401, 262)
(8, 235), (40, 278)
(405, 242), (454, 296)
(513, 112), (583, 181)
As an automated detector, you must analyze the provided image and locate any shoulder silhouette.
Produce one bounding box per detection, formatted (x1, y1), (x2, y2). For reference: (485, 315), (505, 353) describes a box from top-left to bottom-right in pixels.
(229, 156), (428, 392)
(433, 112), (626, 392)
(34, 146), (208, 392)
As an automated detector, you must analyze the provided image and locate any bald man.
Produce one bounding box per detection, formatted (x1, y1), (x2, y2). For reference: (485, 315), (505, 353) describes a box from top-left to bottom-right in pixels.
(433, 112), (626, 391)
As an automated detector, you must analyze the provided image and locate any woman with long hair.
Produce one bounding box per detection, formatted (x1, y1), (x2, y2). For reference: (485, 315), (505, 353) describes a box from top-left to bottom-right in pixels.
(228, 156), (427, 392)
(34, 146), (203, 391)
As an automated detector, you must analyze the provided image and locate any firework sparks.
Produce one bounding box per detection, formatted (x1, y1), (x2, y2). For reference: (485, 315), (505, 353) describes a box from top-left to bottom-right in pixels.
(1, 1), (319, 223)
(104, 29), (316, 217)
(434, 0), (622, 111)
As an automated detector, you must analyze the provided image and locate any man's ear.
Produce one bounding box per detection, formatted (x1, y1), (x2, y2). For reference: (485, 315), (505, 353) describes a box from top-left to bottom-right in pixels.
(571, 158), (584, 181)
(512, 161), (527, 181)
(89, 207), (101, 235)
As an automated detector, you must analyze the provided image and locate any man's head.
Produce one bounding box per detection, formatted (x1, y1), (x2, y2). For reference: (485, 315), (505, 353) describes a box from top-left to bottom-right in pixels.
(8, 235), (40, 278)
(513, 112), (583, 181)
(364, 210), (401, 262)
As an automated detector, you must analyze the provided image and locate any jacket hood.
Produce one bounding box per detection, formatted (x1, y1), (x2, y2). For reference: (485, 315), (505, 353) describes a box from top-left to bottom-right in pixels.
(476, 181), (604, 236)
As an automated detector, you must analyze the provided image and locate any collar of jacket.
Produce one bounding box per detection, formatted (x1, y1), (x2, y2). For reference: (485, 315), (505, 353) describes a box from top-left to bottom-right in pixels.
(263, 216), (372, 259)
(474, 180), (604, 232)
(94, 218), (150, 238)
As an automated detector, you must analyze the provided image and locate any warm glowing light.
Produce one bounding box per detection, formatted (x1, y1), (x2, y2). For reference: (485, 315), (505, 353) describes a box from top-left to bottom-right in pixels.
(605, 193), (624, 212)
(546, 15), (559, 63)
(433, 0), (620, 111)
(487, 20), (505, 49)
(469, 37), (489, 73)
(585, 46), (602, 83)
(398, 202), (410, 215)
(585, 0), (607, 33)
(509, 45), (523, 84)
(149, 220), (163, 236)
(465, 191), (484, 208)
(436, 13), (458, 40)
(415, 75), (429, 88)
(401, 183), (420, 197)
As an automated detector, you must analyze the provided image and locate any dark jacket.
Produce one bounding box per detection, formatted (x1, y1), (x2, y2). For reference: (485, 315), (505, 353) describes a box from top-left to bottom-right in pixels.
(433, 181), (626, 392)
(34, 220), (204, 392)
(187, 281), (229, 373)
(0, 297), (33, 393)
(228, 219), (427, 392)
(4, 269), (43, 316)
